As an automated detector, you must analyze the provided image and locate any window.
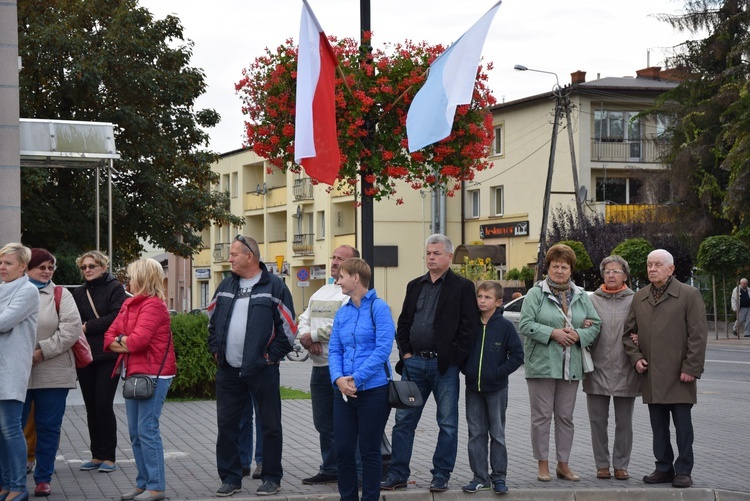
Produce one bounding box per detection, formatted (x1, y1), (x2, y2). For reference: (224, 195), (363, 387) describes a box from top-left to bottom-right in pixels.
(467, 190), (480, 218)
(491, 186), (504, 216)
(231, 172), (238, 197)
(492, 124), (503, 156)
(317, 211), (326, 239)
(596, 177), (642, 204)
(594, 110), (642, 159)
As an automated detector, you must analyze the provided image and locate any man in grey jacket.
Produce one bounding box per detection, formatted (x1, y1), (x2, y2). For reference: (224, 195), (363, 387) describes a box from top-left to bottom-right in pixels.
(730, 278), (750, 337)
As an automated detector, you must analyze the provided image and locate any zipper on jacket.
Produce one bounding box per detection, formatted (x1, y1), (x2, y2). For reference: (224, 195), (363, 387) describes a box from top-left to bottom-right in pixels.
(477, 323), (487, 391)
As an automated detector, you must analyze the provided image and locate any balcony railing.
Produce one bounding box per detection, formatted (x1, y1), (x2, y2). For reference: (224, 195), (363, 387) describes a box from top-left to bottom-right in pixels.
(590, 138), (665, 163)
(604, 204), (670, 223)
(212, 242), (231, 263)
(293, 178), (314, 201)
(292, 233), (315, 256)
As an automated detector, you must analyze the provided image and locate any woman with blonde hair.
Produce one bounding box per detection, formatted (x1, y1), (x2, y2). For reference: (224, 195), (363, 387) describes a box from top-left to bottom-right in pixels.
(0, 242), (40, 501)
(105, 258), (176, 501)
(71, 250), (127, 473)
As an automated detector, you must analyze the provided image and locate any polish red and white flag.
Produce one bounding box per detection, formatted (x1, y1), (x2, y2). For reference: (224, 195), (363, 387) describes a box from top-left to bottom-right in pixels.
(294, 0), (340, 185)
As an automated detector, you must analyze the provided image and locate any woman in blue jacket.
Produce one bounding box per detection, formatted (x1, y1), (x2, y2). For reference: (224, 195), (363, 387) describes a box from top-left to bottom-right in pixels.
(329, 258), (394, 501)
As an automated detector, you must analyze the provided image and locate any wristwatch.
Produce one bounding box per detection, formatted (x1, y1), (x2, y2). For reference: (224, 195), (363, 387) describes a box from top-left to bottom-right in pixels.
(116, 334), (124, 345)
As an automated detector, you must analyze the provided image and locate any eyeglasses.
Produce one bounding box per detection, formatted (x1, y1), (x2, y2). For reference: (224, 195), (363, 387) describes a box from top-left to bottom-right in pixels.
(234, 234), (254, 254)
(36, 265), (56, 272)
(603, 270), (625, 276)
(80, 264), (100, 271)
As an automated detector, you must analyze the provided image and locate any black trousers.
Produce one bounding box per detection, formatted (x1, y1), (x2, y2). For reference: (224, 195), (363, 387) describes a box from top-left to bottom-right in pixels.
(216, 364), (283, 486)
(647, 403), (694, 475)
(77, 358), (120, 462)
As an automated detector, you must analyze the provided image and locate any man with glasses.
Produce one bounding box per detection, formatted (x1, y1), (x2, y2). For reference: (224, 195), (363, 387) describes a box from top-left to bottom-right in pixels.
(208, 235), (297, 497)
(297, 245), (359, 486)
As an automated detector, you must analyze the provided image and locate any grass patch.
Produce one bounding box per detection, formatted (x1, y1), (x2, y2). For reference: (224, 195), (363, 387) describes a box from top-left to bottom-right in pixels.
(167, 386), (310, 402)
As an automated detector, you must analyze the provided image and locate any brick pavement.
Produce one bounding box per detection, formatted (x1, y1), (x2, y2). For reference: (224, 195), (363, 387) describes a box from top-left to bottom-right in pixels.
(38, 337), (750, 500)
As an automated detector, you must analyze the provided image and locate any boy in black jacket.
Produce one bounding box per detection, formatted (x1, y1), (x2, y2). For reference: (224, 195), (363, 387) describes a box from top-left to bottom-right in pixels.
(461, 281), (524, 495)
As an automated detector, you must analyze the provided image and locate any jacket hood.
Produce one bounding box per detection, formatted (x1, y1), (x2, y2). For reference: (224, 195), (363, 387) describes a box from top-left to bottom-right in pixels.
(85, 272), (119, 288)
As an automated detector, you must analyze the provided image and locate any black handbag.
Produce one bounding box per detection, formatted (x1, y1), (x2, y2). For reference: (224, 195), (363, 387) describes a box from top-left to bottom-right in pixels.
(122, 334), (171, 400)
(385, 360), (423, 409)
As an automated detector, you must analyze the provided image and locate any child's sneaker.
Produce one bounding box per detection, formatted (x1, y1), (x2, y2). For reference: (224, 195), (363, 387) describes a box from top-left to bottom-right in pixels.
(462, 480), (490, 493)
(492, 480), (508, 495)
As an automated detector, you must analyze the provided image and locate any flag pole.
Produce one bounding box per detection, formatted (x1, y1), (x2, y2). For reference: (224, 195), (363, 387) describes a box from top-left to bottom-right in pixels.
(360, 0), (375, 288)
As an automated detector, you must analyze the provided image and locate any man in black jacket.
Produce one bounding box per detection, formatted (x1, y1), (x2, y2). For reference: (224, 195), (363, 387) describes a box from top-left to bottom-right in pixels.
(381, 234), (479, 492)
(207, 235), (296, 497)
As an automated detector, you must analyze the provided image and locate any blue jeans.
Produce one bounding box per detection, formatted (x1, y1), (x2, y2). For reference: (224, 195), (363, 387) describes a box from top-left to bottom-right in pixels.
(239, 396), (262, 467)
(22, 388), (69, 484)
(0, 399), (27, 493)
(310, 365), (336, 475)
(125, 377), (172, 491)
(334, 384), (390, 501)
(388, 357), (459, 481)
(465, 387), (508, 484)
(216, 364), (284, 486)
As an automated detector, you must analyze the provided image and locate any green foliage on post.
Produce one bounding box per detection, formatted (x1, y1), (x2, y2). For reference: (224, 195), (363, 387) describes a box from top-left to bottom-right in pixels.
(612, 238), (654, 287)
(505, 268), (520, 280)
(696, 235), (750, 275)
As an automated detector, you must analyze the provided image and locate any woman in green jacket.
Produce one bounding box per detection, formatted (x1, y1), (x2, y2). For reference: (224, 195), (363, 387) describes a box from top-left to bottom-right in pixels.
(519, 244), (600, 483)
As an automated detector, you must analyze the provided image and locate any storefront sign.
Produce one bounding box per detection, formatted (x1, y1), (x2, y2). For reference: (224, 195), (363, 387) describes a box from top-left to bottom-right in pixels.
(480, 221), (530, 239)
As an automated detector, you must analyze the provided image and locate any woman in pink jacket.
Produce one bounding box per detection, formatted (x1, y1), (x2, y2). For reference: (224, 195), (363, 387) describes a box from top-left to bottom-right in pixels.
(105, 258), (176, 501)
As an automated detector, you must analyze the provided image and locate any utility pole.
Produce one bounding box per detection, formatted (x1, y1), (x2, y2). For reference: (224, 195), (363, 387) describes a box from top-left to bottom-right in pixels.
(360, 0), (375, 288)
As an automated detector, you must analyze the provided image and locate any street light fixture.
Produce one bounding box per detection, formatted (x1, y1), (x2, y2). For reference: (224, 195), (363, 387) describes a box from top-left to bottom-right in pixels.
(514, 64), (561, 91)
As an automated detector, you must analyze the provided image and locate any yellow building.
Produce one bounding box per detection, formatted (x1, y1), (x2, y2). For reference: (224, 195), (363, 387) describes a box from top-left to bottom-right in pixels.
(466, 67), (680, 272)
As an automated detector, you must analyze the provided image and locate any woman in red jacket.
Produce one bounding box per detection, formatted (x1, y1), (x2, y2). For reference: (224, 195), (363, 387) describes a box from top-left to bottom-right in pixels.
(105, 258), (176, 501)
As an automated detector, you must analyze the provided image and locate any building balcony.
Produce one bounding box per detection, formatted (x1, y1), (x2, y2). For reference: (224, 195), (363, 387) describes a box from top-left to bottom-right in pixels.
(293, 178), (314, 201)
(292, 233), (315, 256)
(599, 203), (670, 223)
(590, 138), (665, 164)
(212, 242), (231, 263)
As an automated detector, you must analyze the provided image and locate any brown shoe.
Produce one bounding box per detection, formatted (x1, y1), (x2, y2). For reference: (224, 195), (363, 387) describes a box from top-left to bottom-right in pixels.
(672, 474), (692, 488)
(642, 469), (674, 484)
(596, 468), (611, 479)
(614, 469), (629, 480)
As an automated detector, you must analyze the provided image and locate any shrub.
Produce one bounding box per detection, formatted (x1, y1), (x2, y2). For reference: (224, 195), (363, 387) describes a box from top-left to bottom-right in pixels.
(170, 313), (216, 399)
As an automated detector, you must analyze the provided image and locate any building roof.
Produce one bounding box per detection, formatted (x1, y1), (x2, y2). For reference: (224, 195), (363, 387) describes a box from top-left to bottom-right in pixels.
(492, 71), (680, 112)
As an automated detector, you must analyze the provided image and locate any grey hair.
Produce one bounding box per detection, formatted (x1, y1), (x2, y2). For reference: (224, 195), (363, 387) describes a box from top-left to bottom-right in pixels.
(426, 234), (453, 254)
(648, 249), (674, 266)
(600, 255), (630, 278)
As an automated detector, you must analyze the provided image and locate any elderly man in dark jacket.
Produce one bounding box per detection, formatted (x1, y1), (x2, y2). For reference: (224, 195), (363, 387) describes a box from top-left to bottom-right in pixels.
(381, 234), (479, 493)
(622, 249), (707, 489)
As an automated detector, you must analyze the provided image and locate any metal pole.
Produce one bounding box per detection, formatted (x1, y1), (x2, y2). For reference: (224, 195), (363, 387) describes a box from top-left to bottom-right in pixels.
(360, 0), (375, 288)
(536, 93), (563, 281)
(108, 159), (113, 273)
(96, 165), (100, 251)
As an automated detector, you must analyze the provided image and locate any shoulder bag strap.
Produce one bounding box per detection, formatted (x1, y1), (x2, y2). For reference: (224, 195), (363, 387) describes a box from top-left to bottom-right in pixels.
(86, 289), (100, 318)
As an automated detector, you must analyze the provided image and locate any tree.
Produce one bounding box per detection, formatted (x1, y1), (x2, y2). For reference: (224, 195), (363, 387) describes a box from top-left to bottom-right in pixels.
(17, 0), (243, 262)
(648, 0), (750, 240)
(696, 235), (750, 330)
(236, 34), (495, 201)
(612, 238), (654, 288)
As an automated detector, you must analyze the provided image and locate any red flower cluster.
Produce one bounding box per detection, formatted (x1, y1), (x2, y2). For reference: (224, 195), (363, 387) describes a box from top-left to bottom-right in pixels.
(236, 34), (496, 201)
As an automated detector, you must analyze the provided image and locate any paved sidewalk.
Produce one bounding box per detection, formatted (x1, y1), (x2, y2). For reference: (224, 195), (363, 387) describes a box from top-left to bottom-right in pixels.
(40, 336), (750, 500)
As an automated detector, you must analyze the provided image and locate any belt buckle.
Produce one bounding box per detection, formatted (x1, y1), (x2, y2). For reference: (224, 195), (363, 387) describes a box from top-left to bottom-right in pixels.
(420, 351), (436, 359)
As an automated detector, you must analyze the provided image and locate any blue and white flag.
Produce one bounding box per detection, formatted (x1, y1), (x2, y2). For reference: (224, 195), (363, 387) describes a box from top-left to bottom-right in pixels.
(406, 1), (501, 152)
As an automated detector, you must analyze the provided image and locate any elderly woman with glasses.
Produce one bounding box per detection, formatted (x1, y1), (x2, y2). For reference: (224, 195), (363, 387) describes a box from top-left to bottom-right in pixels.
(0, 242), (40, 501)
(71, 251), (127, 473)
(22, 249), (82, 497)
(583, 255), (640, 481)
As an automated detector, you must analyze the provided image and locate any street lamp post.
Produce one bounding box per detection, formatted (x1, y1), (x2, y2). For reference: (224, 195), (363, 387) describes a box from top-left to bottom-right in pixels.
(514, 64), (584, 281)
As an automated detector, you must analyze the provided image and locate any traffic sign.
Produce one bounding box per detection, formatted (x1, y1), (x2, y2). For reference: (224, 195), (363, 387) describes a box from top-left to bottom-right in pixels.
(296, 267), (310, 281)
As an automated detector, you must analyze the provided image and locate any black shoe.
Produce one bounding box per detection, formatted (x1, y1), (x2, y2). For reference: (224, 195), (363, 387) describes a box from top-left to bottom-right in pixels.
(429, 477), (449, 492)
(256, 481), (281, 496)
(642, 470), (674, 484)
(302, 473), (338, 485)
(672, 474), (693, 488)
(380, 475), (407, 490)
(242, 466), (251, 477)
(252, 463), (262, 479)
(215, 483), (241, 497)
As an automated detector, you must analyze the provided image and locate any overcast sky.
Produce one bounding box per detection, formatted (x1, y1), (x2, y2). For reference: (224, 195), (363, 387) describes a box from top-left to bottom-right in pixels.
(139, 0), (693, 154)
